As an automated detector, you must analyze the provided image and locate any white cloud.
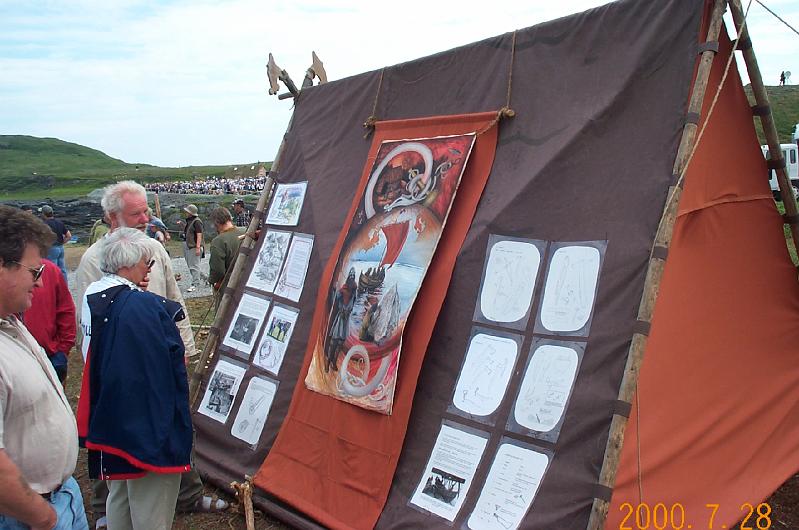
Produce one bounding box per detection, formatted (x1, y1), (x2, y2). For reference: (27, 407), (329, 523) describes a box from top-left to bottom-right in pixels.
(0, 0), (797, 166)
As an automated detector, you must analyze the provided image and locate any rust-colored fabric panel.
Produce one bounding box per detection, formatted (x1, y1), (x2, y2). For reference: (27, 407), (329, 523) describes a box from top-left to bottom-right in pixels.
(607, 25), (799, 530)
(254, 112), (500, 530)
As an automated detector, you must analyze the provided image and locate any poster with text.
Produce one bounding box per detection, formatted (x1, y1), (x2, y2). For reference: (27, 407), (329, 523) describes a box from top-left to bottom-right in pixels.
(410, 423), (488, 521)
(305, 134), (476, 414)
(274, 234), (314, 302)
(467, 441), (550, 530)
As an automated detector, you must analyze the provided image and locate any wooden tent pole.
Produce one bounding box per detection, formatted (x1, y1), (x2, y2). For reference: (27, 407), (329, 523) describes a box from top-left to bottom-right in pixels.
(586, 1), (726, 528)
(728, 0), (799, 251)
(188, 118), (294, 406)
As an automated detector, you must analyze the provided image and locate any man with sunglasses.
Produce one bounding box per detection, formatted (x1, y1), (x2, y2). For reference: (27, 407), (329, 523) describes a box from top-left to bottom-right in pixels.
(0, 205), (89, 529)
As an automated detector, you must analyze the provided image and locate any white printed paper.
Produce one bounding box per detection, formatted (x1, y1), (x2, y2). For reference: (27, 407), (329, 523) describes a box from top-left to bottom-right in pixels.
(514, 344), (578, 432)
(265, 181), (308, 226)
(480, 240), (540, 323)
(246, 230), (291, 293)
(274, 234), (313, 302)
(453, 333), (518, 417)
(467, 444), (549, 530)
(540, 246), (600, 332)
(253, 305), (300, 375)
(410, 425), (488, 521)
(198, 359), (247, 424)
(222, 293), (270, 354)
(230, 377), (277, 445)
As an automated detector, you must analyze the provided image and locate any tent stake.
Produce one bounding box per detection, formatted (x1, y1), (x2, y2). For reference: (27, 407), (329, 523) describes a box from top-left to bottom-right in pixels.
(586, 1), (726, 527)
(727, 0), (799, 252)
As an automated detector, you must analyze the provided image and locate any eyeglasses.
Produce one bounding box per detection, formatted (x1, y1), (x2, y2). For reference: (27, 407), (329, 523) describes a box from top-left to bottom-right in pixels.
(11, 262), (45, 281)
(147, 259), (156, 271)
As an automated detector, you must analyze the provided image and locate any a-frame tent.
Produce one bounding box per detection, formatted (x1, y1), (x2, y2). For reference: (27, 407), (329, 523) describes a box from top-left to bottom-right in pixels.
(190, 0), (799, 528)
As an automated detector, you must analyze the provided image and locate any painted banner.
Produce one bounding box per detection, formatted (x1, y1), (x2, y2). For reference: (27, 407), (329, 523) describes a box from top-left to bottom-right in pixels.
(305, 134), (476, 414)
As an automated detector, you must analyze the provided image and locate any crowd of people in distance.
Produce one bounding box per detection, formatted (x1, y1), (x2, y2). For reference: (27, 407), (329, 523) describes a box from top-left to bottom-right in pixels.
(145, 176), (265, 195)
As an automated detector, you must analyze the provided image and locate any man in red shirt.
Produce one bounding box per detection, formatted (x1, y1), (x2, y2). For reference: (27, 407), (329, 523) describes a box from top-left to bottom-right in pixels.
(23, 259), (75, 383)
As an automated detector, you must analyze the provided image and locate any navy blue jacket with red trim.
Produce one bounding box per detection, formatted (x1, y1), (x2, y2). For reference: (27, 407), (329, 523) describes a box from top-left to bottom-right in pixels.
(77, 283), (192, 479)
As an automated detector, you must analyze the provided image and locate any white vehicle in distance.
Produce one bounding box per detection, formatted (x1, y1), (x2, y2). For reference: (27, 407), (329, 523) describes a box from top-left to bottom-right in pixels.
(761, 142), (799, 201)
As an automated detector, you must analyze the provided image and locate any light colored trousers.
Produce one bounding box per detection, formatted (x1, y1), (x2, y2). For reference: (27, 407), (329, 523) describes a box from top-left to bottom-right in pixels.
(107, 472), (181, 530)
(183, 242), (201, 286)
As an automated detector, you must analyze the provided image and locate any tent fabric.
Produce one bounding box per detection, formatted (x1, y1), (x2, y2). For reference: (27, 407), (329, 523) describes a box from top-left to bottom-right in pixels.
(606, 26), (799, 530)
(253, 112), (500, 530)
(191, 0), (718, 528)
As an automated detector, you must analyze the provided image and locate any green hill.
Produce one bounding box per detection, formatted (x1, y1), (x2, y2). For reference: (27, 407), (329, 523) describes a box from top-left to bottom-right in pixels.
(0, 135), (268, 199)
(745, 85), (799, 145)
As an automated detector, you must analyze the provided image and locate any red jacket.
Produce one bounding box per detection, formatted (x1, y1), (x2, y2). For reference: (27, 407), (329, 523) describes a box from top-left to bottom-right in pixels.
(23, 259), (76, 356)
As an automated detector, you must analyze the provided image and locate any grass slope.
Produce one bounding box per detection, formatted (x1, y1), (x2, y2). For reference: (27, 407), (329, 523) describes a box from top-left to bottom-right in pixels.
(745, 85), (799, 145)
(0, 135), (266, 199)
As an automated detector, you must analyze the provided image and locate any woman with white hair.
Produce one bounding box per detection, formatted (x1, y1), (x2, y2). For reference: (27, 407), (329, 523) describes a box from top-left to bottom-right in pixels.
(77, 228), (192, 530)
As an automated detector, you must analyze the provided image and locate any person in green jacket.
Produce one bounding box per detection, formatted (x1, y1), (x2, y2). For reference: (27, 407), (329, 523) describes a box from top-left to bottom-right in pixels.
(208, 207), (244, 307)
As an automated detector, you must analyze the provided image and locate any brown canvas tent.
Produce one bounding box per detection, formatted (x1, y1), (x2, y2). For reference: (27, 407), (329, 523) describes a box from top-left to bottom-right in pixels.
(191, 0), (799, 528)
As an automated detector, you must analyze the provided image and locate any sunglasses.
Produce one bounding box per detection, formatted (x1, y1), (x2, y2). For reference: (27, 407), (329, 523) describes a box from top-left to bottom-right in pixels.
(11, 261), (45, 281)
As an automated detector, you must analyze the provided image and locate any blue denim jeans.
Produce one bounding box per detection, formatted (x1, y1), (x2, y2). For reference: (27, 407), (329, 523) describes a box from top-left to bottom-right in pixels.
(47, 245), (68, 283)
(0, 476), (89, 529)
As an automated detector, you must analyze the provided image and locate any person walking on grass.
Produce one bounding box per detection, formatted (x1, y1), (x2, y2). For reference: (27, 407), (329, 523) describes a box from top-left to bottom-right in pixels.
(0, 205), (89, 530)
(180, 204), (203, 292)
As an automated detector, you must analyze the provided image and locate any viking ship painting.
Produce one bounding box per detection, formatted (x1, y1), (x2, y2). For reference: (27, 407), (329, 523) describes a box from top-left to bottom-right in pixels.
(305, 134), (476, 414)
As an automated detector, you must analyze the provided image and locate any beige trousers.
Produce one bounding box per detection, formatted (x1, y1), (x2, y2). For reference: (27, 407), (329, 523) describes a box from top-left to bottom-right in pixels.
(107, 472), (181, 530)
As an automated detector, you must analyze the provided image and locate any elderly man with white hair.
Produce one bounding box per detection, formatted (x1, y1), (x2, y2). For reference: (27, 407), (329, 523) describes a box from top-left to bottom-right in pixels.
(78, 228), (192, 530)
(76, 181), (226, 529)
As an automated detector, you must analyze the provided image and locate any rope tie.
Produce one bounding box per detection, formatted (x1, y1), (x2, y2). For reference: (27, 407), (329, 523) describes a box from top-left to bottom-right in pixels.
(363, 68), (385, 138)
(477, 31), (518, 136)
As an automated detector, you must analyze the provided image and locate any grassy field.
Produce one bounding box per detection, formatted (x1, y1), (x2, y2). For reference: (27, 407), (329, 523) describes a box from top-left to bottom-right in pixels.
(0, 135), (269, 200)
(745, 85), (799, 145)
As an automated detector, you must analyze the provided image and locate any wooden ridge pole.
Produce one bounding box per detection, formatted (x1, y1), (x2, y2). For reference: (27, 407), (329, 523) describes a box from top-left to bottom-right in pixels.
(728, 0), (799, 251)
(586, 1), (726, 527)
(189, 117), (294, 406)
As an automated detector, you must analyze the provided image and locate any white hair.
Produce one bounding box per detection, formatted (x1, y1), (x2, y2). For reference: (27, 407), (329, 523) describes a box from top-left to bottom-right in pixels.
(101, 180), (147, 216)
(100, 227), (154, 273)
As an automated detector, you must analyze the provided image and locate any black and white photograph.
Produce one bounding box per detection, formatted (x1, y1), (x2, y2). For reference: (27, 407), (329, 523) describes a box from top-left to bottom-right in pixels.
(221, 292), (271, 355)
(197, 358), (246, 424)
(421, 468), (465, 506)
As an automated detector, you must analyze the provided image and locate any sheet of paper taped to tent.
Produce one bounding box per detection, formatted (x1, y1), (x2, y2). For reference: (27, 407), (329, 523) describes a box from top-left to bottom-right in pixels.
(189, 0), (799, 529)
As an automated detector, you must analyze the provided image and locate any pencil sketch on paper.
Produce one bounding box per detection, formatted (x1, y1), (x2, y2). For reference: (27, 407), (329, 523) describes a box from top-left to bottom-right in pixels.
(246, 230), (291, 293)
(479, 240), (540, 324)
(467, 443), (549, 530)
(231, 377), (277, 445)
(514, 344), (579, 432)
(540, 246), (600, 333)
(452, 333), (518, 417)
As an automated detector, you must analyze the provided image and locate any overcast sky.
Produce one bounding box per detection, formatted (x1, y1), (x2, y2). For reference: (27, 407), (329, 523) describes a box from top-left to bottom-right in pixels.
(1, 0), (797, 167)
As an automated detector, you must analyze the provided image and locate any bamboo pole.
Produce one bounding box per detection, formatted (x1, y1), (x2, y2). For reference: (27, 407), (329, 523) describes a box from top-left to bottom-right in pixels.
(189, 117), (294, 406)
(586, 1), (726, 528)
(728, 0), (799, 251)
(154, 193), (162, 220)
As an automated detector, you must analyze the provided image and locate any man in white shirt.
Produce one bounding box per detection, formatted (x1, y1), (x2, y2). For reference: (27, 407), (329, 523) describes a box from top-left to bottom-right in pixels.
(0, 205), (89, 529)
